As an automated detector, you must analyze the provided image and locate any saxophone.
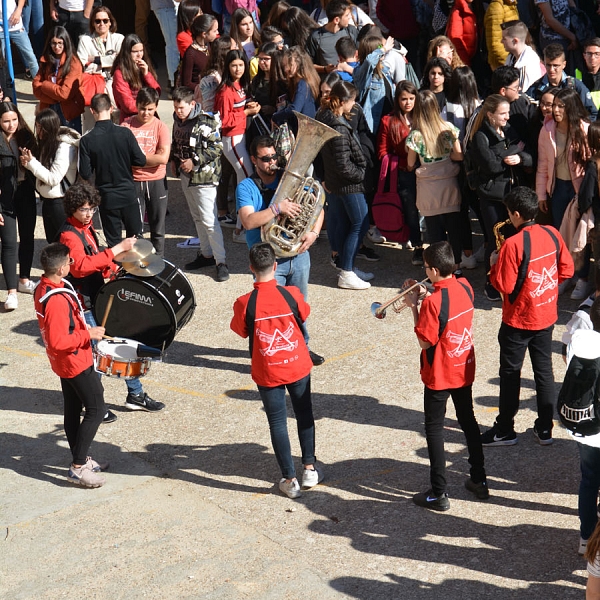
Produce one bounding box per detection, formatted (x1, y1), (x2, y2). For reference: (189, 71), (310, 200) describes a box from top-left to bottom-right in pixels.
(493, 218), (512, 252)
(261, 111), (340, 258)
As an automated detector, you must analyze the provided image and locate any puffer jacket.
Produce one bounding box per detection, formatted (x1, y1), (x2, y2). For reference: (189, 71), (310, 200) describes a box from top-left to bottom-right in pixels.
(484, 0), (519, 70)
(0, 131), (35, 214)
(536, 119), (589, 203)
(24, 131), (80, 199)
(316, 107), (367, 195)
(447, 0), (478, 66)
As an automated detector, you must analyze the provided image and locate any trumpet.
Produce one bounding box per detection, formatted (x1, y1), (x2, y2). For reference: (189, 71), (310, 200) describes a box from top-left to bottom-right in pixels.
(371, 278), (430, 319)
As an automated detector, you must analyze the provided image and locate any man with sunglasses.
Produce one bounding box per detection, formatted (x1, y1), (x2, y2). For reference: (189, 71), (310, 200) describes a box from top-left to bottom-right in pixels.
(236, 135), (325, 366)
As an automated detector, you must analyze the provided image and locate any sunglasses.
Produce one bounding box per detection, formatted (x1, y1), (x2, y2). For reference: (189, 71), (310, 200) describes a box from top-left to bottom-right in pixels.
(95, 18), (110, 24)
(257, 154), (277, 162)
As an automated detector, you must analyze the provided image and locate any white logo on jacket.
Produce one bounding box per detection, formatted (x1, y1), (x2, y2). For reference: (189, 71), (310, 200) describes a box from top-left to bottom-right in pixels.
(528, 263), (558, 298)
(446, 328), (474, 358)
(256, 322), (298, 356)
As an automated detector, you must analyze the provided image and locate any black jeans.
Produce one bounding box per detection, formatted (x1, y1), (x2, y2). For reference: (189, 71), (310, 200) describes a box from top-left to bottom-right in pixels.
(60, 365), (105, 465)
(41, 196), (67, 243)
(424, 211), (462, 265)
(99, 201), (143, 247)
(397, 169), (421, 247)
(424, 384), (486, 496)
(478, 196), (509, 274)
(497, 322), (555, 433)
(135, 179), (168, 256)
(56, 6), (90, 45)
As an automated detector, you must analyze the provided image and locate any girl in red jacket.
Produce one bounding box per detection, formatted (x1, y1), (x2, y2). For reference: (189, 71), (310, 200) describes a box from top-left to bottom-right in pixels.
(446, 0), (479, 66)
(111, 33), (161, 123)
(33, 26), (85, 133)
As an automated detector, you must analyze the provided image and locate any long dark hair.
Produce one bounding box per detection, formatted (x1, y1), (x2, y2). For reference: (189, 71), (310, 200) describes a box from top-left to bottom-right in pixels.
(264, 0), (291, 29)
(177, 0), (203, 34)
(321, 81), (357, 119)
(35, 109), (79, 169)
(230, 8), (261, 49)
(283, 46), (320, 101)
(217, 49), (250, 93)
(203, 36), (234, 78)
(0, 102), (35, 149)
(111, 33), (156, 90)
(41, 26), (77, 79)
(89, 5), (117, 34)
(554, 87), (591, 168)
(446, 66), (480, 121)
(252, 42), (281, 86)
(281, 7), (318, 48)
(390, 80), (418, 146)
(420, 57), (452, 92)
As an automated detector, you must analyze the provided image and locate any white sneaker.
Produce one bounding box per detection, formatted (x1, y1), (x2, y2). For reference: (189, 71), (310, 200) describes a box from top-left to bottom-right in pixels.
(460, 252), (477, 270)
(176, 237), (200, 248)
(402, 241), (414, 250)
(579, 536), (588, 556)
(301, 465), (324, 489)
(17, 279), (37, 294)
(367, 226), (386, 244)
(279, 478), (301, 498)
(473, 244), (485, 263)
(4, 293), (18, 311)
(571, 278), (592, 301)
(353, 267), (374, 282)
(232, 230), (246, 244)
(338, 270), (370, 289)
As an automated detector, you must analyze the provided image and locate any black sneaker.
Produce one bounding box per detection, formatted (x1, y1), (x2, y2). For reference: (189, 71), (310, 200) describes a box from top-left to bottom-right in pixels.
(218, 213), (236, 228)
(533, 426), (553, 446)
(185, 254), (216, 270)
(465, 478), (490, 500)
(330, 254), (340, 270)
(411, 247), (424, 266)
(125, 392), (165, 412)
(454, 269), (465, 279)
(102, 410), (117, 424)
(216, 263), (230, 282)
(356, 246), (380, 262)
(481, 424), (517, 446)
(309, 350), (325, 366)
(484, 281), (502, 301)
(413, 489), (450, 511)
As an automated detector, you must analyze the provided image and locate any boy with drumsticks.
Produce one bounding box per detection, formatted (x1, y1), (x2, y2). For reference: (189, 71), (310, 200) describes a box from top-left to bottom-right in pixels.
(404, 241), (488, 511)
(58, 182), (166, 420)
(35, 243), (108, 487)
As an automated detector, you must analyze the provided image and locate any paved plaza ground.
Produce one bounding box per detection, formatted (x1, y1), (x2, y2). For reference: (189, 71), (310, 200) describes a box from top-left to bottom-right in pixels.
(0, 78), (592, 599)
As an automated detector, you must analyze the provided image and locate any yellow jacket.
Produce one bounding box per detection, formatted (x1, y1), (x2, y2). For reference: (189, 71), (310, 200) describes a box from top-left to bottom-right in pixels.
(484, 0), (519, 70)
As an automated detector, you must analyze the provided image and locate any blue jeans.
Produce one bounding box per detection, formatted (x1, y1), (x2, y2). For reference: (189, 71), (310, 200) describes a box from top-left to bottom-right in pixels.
(21, 0), (44, 57)
(1, 29), (39, 77)
(578, 443), (600, 540)
(49, 103), (82, 133)
(397, 170), (421, 247)
(84, 311), (144, 396)
(550, 178), (575, 230)
(327, 192), (369, 272)
(275, 251), (310, 345)
(153, 6), (179, 84)
(257, 374), (316, 479)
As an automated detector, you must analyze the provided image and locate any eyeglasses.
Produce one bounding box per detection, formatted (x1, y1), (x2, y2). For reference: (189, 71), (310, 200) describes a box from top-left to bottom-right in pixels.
(257, 154), (277, 162)
(540, 101), (554, 109)
(584, 51), (600, 58)
(258, 56), (271, 62)
(50, 41), (64, 47)
(553, 102), (566, 109)
(65, 257), (74, 266)
(77, 206), (98, 214)
(545, 63), (563, 70)
(95, 18), (110, 24)
(505, 85), (520, 93)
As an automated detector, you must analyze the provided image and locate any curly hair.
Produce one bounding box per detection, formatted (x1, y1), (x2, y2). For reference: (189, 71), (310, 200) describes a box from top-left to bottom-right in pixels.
(63, 182), (101, 217)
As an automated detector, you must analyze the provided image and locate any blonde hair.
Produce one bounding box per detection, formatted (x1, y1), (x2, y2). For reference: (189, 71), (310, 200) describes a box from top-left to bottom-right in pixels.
(426, 36), (464, 70)
(412, 90), (455, 159)
(469, 94), (510, 141)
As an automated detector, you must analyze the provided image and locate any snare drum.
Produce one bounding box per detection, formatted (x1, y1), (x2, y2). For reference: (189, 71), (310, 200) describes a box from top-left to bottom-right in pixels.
(94, 338), (152, 379)
(94, 259), (196, 349)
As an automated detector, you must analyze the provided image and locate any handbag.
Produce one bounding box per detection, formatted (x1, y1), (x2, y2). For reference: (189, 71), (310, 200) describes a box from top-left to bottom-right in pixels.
(372, 154), (409, 243)
(80, 72), (106, 107)
(272, 121), (295, 166)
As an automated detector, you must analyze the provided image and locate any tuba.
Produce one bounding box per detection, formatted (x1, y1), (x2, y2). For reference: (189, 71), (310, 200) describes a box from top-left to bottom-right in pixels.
(261, 111), (340, 257)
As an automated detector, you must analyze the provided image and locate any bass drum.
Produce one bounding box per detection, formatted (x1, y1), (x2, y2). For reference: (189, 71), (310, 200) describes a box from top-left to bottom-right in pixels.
(94, 259), (196, 350)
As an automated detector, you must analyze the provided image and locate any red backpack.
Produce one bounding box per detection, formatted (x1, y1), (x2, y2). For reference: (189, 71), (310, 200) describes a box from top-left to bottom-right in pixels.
(372, 154), (410, 244)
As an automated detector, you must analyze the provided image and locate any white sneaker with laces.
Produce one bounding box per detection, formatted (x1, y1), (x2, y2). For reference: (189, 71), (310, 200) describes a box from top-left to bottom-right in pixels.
(279, 478), (301, 498)
(353, 267), (374, 282)
(301, 466), (324, 489)
(367, 226), (386, 244)
(338, 270), (370, 289)
(571, 278), (592, 301)
(460, 252), (477, 270)
(579, 537), (588, 556)
(4, 293), (18, 311)
(18, 279), (37, 294)
(232, 230), (246, 244)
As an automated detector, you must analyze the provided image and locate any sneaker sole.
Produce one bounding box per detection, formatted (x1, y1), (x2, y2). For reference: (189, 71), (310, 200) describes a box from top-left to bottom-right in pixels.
(125, 402), (163, 412)
(534, 434), (553, 446)
(338, 283), (370, 290)
(66, 475), (104, 488)
(413, 499), (450, 512)
(481, 438), (518, 447)
(356, 255), (380, 262)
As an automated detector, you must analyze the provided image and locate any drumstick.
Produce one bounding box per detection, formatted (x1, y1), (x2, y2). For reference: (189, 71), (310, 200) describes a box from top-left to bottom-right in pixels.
(102, 334), (115, 340)
(101, 294), (115, 328)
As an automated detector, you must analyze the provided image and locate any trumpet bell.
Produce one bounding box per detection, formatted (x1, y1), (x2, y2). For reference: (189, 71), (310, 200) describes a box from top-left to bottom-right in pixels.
(371, 302), (386, 319)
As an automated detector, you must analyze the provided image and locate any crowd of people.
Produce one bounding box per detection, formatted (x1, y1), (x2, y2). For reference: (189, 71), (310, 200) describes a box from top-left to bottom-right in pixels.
(4, 0), (600, 592)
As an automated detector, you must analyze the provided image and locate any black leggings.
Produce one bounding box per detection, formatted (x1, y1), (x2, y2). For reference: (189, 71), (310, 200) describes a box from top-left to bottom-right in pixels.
(60, 365), (105, 465)
(0, 179), (36, 290)
(41, 196), (67, 243)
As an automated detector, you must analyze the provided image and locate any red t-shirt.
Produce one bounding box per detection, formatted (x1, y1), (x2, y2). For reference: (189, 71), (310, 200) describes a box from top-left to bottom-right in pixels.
(490, 224), (574, 330)
(122, 116), (170, 181)
(230, 279), (312, 387)
(414, 276), (476, 390)
(34, 276), (94, 379)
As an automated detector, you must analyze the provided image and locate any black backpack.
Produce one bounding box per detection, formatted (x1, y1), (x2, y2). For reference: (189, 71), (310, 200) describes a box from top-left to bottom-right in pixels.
(557, 352), (600, 436)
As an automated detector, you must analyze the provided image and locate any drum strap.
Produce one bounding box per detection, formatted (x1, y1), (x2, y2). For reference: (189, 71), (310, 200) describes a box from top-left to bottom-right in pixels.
(37, 280), (86, 334)
(245, 285), (306, 357)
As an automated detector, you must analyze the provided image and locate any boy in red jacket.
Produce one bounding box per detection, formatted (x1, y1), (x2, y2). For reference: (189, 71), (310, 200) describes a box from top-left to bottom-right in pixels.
(34, 243), (107, 488)
(405, 241), (488, 512)
(230, 243), (323, 499)
(482, 186), (574, 446)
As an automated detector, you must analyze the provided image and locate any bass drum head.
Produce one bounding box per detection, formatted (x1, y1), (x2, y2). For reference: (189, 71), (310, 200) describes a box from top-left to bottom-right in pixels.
(94, 260), (196, 349)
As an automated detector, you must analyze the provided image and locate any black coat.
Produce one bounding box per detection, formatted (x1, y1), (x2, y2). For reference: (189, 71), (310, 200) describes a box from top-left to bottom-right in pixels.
(0, 131), (35, 214)
(316, 108), (367, 195)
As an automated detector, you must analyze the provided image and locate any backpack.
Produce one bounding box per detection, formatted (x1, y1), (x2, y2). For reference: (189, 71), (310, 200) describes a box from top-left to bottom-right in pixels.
(463, 140), (481, 192)
(557, 334), (600, 436)
(371, 154), (410, 244)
